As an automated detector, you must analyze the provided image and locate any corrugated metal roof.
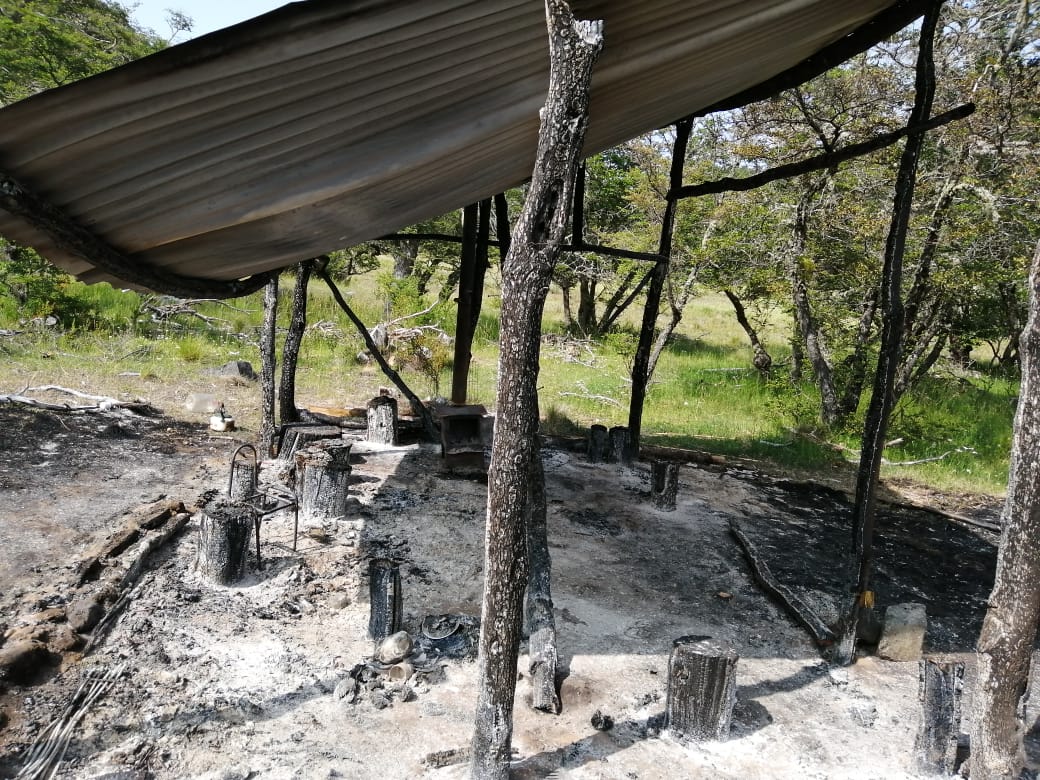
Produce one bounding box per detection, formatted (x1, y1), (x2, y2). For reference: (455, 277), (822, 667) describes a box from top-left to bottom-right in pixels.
(0, 0), (909, 291)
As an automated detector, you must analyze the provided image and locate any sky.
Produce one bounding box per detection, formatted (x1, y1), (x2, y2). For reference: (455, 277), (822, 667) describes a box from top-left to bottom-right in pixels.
(128, 0), (290, 41)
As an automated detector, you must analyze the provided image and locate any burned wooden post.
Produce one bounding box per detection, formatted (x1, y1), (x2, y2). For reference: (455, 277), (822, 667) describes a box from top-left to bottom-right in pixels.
(259, 276), (279, 457)
(196, 501), (254, 584)
(650, 460), (680, 510)
(608, 426), (630, 464)
(587, 424), (609, 462)
(367, 396), (399, 445)
(295, 441), (352, 521)
(368, 559), (402, 641)
(471, 3), (602, 777)
(666, 636), (739, 743)
(915, 658), (965, 776)
(836, 0), (941, 665)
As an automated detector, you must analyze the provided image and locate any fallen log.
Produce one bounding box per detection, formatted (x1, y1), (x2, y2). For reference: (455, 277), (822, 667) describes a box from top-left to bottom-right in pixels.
(729, 518), (836, 647)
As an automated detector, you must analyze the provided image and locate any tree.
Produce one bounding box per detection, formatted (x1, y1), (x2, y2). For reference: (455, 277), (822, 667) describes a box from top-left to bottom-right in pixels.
(471, 2), (601, 775)
(0, 0), (163, 106)
(971, 241), (1040, 778)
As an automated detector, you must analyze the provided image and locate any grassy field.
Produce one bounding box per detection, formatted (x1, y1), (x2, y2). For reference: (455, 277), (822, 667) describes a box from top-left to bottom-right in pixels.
(0, 265), (1016, 497)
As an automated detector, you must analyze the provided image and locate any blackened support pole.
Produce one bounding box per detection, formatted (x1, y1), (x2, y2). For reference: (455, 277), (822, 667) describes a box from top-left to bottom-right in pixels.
(834, 0), (940, 666)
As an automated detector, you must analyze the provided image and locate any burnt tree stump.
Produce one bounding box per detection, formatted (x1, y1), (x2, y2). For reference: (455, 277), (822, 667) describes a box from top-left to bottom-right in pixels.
(228, 459), (257, 502)
(367, 396), (399, 445)
(650, 460), (680, 511)
(295, 442), (352, 521)
(587, 424), (610, 463)
(666, 635), (739, 743)
(196, 502), (254, 584)
(278, 424), (342, 460)
(608, 426), (630, 465)
(369, 558), (402, 641)
(915, 658), (965, 776)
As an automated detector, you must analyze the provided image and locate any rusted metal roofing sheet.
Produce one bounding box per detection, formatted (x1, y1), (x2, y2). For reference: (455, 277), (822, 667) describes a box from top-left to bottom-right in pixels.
(0, 0), (909, 290)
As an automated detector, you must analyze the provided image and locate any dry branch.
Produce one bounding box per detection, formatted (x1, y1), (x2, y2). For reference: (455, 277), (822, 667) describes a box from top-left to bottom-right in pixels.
(729, 518), (836, 647)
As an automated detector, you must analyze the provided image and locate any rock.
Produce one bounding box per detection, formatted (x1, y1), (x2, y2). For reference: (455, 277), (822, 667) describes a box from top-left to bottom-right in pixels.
(328, 593), (351, 610)
(67, 594), (106, 634)
(849, 702), (878, 727)
(0, 639), (56, 684)
(421, 701), (447, 717)
(877, 603), (927, 662)
(217, 360), (258, 381)
(377, 631), (413, 664)
(370, 690), (391, 709)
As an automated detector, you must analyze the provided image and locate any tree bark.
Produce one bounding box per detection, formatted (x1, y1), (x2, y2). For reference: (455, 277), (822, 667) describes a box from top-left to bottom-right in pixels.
(650, 460), (680, 511)
(835, 0), (940, 666)
(915, 658), (965, 776)
(279, 261), (313, 425)
(525, 439), (560, 714)
(259, 276), (279, 456)
(971, 240), (1040, 780)
(470, 4), (602, 777)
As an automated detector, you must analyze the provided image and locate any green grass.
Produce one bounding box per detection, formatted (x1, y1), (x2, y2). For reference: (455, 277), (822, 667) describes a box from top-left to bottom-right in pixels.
(0, 270), (1016, 497)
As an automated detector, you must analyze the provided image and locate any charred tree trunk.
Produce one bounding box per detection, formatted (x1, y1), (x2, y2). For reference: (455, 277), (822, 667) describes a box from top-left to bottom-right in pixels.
(608, 426), (630, 465)
(651, 460), (680, 511)
(627, 117), (692, 461)
(835, 1), (940, 666)
(525, 439), (560, 714)
(259, 276), (279, 457)
(368, 559), (403, 641)
(452, 203), (480, 404)
(279, 260), (313, 425)
(295, 442), (352, 522)
(666, 636), (739, 743)
(470, 5), (602, 778)
(367, 396), (399, 445)
(196, 502), (254, 584)
(971, 240), (1040, 780)
(915, 658), (965, 776)
(587, 424), (609, 462)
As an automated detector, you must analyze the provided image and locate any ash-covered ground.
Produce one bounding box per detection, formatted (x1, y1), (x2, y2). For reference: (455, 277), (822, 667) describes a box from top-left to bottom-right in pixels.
(0, 405), (1022, 779)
